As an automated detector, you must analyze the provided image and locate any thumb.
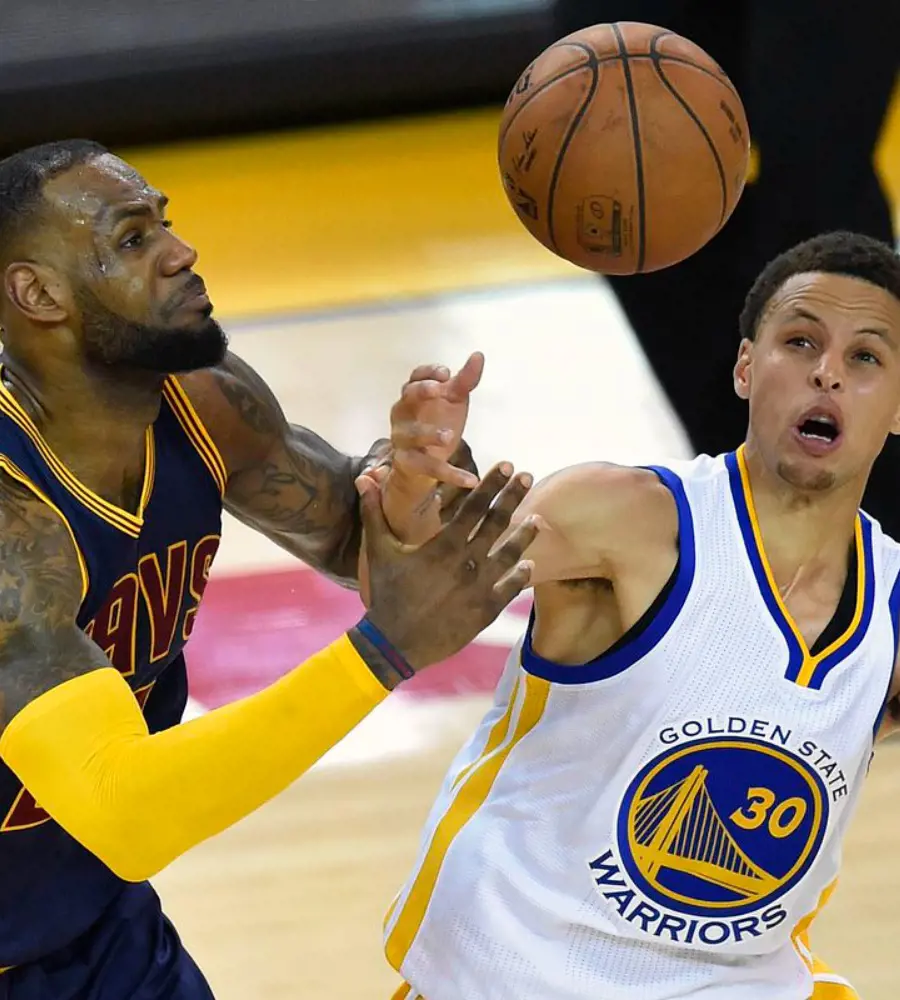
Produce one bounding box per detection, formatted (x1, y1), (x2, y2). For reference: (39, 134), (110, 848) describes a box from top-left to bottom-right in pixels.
(356, 475), (393, 559)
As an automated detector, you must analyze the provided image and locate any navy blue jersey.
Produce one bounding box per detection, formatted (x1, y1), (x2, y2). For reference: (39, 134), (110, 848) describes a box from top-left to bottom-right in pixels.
(0, 371), (225, 967)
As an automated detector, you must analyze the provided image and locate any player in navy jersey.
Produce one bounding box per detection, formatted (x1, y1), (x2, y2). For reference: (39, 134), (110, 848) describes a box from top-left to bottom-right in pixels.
(0, 139), (539, 998)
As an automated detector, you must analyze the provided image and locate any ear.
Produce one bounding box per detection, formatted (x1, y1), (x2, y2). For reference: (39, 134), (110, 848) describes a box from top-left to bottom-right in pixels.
(733, 338), (753, 401)
(889, 399), (900, 437)
(4, 262), (70, 325)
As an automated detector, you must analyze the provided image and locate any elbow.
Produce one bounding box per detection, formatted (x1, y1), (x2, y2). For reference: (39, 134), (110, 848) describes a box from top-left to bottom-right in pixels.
(100, 852), (167, 882)
(62, 808), (172, 883)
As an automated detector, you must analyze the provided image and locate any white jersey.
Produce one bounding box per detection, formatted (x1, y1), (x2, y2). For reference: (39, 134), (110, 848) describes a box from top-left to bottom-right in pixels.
(384, 449), (900, 1000)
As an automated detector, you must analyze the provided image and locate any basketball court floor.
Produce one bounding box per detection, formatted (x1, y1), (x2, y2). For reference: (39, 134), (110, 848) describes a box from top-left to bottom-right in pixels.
(121, 97), (900, 998)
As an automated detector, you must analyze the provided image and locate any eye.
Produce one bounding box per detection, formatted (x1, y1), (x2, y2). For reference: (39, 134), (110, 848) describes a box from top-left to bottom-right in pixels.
(854, 349), (881, 366)
(119, 219), (172, 250)
(786, 334), (814, 349)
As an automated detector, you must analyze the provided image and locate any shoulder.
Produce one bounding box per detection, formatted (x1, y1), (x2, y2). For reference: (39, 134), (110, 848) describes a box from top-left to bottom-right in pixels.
(519, 461), (679, 568)
(173, 353), (285, 476)
(527, 461), (677, 528)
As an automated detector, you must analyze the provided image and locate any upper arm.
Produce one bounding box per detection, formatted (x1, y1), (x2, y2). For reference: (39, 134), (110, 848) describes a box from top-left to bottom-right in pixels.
(0, 472), (109, 734)
(179, 353), (386, 584)
(506, 463), (678, 586)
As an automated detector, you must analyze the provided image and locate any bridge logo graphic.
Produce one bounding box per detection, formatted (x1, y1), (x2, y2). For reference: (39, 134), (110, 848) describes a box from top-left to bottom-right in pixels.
(616, 737), (829, 918)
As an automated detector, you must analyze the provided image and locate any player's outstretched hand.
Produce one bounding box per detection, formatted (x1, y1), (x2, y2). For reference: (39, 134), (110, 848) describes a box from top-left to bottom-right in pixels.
(350, 462), (539, 685)
(388, 352), (484, 489)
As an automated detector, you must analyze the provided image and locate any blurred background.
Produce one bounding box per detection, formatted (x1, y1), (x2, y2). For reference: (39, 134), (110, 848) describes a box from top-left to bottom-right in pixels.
(3, 1), (899, 996)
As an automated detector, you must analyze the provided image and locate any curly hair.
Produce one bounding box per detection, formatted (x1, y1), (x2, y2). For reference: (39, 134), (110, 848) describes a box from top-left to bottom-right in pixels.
(739, 231), (900, 341)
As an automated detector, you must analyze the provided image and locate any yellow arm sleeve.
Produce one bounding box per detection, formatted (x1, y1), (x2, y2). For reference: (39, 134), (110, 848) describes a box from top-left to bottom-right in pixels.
(0, 634), (387, 882)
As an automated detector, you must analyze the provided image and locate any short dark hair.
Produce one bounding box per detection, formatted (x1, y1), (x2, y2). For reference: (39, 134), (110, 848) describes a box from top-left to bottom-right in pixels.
(739, 231), (900, 341)
(0, 139), (109, 260)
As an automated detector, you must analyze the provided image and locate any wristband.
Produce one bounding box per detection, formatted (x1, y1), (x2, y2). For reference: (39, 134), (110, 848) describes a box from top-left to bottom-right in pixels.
(354, 616), (416, 682)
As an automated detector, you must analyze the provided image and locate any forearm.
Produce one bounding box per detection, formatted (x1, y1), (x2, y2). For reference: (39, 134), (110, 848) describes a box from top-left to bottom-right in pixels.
(312, 440), (390, 585)
(226, 435), (390, 588)
(0, 636), (392, 882)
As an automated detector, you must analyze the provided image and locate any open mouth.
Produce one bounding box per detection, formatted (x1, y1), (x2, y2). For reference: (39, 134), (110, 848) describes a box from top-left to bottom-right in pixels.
(796, 412), (841, 446)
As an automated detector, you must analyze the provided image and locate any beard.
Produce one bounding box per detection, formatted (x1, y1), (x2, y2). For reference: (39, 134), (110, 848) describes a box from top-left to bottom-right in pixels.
(776, 458), (837, 492)
(76, 285), (228, 374)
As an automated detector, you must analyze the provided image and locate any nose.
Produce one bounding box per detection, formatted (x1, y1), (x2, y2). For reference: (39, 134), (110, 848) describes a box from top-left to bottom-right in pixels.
(159, 229), (198, 276)
(810, 349), (843, 392)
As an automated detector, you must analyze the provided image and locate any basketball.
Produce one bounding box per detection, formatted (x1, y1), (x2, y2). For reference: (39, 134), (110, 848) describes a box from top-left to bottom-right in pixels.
(498, 22), (751, 274)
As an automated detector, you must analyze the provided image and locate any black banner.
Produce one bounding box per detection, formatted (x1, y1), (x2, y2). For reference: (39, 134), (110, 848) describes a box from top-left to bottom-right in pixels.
(0, 0), (554, 154)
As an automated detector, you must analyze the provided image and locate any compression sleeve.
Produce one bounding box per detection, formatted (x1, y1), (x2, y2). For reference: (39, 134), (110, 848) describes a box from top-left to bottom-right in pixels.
(0, 634), (387, 882)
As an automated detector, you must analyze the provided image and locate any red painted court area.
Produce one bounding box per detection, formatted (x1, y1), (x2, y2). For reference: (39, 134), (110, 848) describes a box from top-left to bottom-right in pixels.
(187, 567), (531, 708)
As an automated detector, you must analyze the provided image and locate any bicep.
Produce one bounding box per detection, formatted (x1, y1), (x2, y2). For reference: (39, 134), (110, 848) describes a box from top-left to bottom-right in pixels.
(181, 353), (378, 582)
(0, 475), (108, 732)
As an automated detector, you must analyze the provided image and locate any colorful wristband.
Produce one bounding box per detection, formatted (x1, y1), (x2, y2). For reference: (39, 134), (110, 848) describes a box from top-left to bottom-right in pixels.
(354, 616), (415, 682)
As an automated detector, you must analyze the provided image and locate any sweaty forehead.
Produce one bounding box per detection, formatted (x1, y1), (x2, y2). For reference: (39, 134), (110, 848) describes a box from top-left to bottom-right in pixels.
(41, 154), (159, 227)
(761, 272), (900, 334)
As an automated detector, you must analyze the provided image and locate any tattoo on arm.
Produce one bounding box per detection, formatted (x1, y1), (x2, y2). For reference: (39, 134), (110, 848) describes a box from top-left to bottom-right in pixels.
(212, 353), (388, 585)
(214, 355), (282, 438)
(0, 473), (108, 734)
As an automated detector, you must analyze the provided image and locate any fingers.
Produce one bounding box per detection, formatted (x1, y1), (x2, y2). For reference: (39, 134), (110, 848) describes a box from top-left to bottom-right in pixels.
(440, 462), (517, 540)
(397, 379), (444, 410)
(391, 421), (454, 451)
(407, 363), (450, 385)
(433, 481), (470, 521)
(356, 475), (395, 559)
(394, 448), (479, 488)
(465, 470), (535, 559)
(491, 559), (534, 606)
(397, 352), (484, 409)
(444, 352), (485, 403)
(362, 464), (390, 488)
(489, 514), (542, 571)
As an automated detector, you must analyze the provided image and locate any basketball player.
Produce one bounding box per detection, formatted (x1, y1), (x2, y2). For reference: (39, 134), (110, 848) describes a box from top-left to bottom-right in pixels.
(379, 231), (900, 1000)
(0, 139), (540, 998)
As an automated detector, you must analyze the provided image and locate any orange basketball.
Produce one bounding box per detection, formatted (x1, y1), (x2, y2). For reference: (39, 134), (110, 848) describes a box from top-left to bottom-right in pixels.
(498, 22), (751, 274)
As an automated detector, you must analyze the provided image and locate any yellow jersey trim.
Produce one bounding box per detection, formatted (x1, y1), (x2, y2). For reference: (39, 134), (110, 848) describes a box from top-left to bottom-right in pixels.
(0, 369), (151, 537)
(730, 446), (873, 690)
(384, 673), (549, 970)
(791, 877), (838, 972)
(162, 378), (227, 496)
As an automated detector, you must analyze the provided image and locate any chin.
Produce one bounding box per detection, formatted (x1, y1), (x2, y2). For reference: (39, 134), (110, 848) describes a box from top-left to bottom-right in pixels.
(114, 320), (228, 374)
(775, 458), (837, 493)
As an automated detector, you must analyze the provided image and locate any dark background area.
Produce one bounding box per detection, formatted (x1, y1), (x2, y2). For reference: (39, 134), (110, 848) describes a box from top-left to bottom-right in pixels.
(0, 0), (555, 156)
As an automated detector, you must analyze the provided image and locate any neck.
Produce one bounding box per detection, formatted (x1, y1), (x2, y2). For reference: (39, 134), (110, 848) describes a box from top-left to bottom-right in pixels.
(740, 440), (862, 584)
(0, 353), (164, 507)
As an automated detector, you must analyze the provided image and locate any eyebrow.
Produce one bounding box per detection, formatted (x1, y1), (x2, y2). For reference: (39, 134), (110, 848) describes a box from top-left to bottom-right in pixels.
(99, 194), (169, 227)
(785, 306), (893, 343)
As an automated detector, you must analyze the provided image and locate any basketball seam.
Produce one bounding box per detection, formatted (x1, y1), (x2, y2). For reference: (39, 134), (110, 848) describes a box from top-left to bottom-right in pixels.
(499, 59), (593, 149)
(654, 58), (741, 102)
(650, 34), (729, 228)
(545, 42), (601, 255)
(500, 52), (738, 150)
(611, 23), (646, 272)
(650, 29), (742, 101)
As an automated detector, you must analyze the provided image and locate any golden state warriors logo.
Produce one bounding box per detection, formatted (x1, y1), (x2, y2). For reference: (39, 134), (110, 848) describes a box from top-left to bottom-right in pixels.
(618, 737), (828, 918)
(588, 726), (841, 947)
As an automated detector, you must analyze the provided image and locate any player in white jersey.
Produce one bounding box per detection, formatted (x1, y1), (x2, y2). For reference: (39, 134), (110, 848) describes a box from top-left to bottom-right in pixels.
(375, 231), (900, 1000)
